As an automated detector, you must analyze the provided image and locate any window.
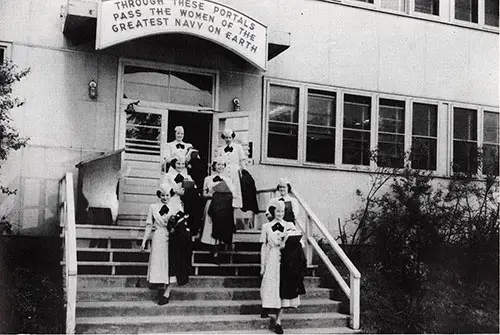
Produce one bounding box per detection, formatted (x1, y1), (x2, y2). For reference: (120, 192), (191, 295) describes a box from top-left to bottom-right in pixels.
(0, 48), (4, 64)
(455, 0), (478, 22)
(485, 0), (499, 26)
(123, 65), (214, 107)
(415, 0), (440, 15)
(378, 98), (405, 168)
(306, 90), (336, 164)
(453, 107), (478, 174)
(343, 94), (371, 166)
(412, 103), (437, 170)
(267, 84), (299, 160)
(482, 111), (499, 175)
(0, 43), (11, 64)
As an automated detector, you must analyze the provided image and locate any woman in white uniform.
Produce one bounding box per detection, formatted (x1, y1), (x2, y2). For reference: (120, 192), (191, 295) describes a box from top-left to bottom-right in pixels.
(163, 125), (193, 173)
(140, 183), (183, 305)
(214, 128), (246, 209)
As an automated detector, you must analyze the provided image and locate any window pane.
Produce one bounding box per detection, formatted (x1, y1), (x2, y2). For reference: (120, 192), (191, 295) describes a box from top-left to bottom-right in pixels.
(343, 130), (370, 165)
(485, 0), (499, 26)
(411, 137), (437, 170)
(170, 71), (213, 107)
(267, 85), (299, 160)
(483, 144), (499, 176)
(306, 125), (335, 164)
(381, 0), (407, 11)
(379, 99), (405, 134)
(0, 48), (4, 64)
(344, 94), (371, 130)
(270, 85), (299, 123)
(413, 103), (437, 137)
(267, 122), (298, 159)
(125, 111), (162, 155)
(455, 0), (478, 22)
(123, 66), (169, 102)
(306, 91), (336, 164)
(453, 140), (478, 173)
(454, 108), (477, 140)
(378, 134), (405, 168)
(415, 0), (440, 15)
(483, 111), (499, 144)
(307, 91), (336, 126)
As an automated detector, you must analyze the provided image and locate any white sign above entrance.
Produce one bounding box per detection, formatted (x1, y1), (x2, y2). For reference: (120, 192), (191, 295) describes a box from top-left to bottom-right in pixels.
(96, 0), (267, 70)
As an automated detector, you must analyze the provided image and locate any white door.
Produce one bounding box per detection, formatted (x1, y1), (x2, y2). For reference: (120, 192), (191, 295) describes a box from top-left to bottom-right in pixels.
(118, 101), (169, 225)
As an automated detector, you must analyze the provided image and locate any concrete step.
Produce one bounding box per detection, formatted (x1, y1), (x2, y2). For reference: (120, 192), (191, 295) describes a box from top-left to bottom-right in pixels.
(77, 286), (335, 302)
(78, 275), (322, 289)
(182, 327), (360, 334)
(76, 298), (342, 317)
(75, 312), (349, 334)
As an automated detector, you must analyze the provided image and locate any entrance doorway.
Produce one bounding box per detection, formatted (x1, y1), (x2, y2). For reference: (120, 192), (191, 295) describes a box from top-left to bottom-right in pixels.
(167, 110), (212, 172)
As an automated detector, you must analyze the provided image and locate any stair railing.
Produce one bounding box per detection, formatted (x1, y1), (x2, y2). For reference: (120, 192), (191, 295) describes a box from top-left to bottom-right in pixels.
(290, 188), (361, 330)
(59, 172), (77, 334)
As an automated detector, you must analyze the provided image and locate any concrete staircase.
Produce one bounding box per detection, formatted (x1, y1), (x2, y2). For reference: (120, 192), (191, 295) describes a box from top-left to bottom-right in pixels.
(73, 227), (354, 334)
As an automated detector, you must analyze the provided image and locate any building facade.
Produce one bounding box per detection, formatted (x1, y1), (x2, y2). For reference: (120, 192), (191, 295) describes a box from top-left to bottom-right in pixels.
(0, 0), (498, 236)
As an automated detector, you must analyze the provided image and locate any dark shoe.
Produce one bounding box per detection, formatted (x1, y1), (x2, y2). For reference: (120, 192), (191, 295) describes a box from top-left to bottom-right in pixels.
(260, 309), (269, 318)
(157, 296), (169, 305)
(274, 323), (284, 334)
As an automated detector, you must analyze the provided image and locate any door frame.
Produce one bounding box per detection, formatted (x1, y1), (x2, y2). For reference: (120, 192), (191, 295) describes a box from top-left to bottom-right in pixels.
(114, 57), (220, 150)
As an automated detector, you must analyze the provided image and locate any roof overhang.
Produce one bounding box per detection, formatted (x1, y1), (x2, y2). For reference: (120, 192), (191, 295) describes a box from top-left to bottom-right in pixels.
(61, 0), (290, 70)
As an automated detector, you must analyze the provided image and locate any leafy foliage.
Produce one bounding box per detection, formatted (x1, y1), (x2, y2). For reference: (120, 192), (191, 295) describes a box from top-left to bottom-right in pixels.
(0, 60), (30, 195)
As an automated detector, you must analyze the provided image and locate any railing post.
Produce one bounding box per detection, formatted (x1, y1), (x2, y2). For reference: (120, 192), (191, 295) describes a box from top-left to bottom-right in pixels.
(305, 215), (313, 266)
(350, 275), (360, 330)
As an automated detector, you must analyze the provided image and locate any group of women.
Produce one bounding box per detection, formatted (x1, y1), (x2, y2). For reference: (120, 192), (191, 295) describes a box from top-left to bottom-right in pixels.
(139, 126), (306, 334)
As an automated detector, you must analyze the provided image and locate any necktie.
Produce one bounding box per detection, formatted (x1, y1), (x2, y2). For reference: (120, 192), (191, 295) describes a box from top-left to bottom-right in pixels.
(176, 143), (185, 149)
(278, 198), (285, 202)
(159, 205), (169, 215)
(213, 175), (223, 182)
(224, 146), (233, 153)
(272, 222), (284, 232)
(174, 173), (184, 183)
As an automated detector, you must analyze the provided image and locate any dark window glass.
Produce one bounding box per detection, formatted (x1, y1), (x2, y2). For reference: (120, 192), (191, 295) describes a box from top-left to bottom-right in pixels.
(378, 99), (405, 168)
(485, 0), (499, 26)
(306, 90), (336, 164)
(343, 94), (371, 165)
(453, 108), (478, 174)
(267, 85), (299, 160)
(483, 112), (499, 176)
(455, 0), (478, 22)
(412, 103), (437, 170)
(0, 48), (4, 64)
(415, 0), (440, 15)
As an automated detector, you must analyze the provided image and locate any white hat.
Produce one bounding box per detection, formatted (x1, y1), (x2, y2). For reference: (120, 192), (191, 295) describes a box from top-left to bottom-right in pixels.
(277, 178), (290, 187)
(221, 128), (235, 139)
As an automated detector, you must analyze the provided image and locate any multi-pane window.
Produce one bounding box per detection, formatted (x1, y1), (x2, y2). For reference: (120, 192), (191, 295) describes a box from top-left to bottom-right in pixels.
(343, 94), (371, 166)
(453, 108), (478, 174)
(455, 0), (478, 22)
(412, 103), (437, 170)
(267, 84), (299, 160)
(378, 99), (405, 168)
(415, 0), (440, 14)
(482, 111), (499, 175)
(306, 90), (336, 164)
(485, 0), (499, 26)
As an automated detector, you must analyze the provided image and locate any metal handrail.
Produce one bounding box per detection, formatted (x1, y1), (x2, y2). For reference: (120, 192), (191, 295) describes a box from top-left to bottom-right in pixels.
(59, 172), (77, 334)
(291, 188), (361, 330)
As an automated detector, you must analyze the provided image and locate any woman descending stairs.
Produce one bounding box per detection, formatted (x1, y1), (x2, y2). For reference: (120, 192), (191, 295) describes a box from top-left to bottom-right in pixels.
(72, 235), (356, 334)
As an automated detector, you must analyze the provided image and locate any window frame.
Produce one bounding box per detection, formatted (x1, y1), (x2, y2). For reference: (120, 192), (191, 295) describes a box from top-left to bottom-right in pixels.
(303, 84), (340, 168)
(450, 102), (480, 175)
(0, 41), (12, 64)
(479, 107), (500, 176)
(410, 99), (440, 171)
